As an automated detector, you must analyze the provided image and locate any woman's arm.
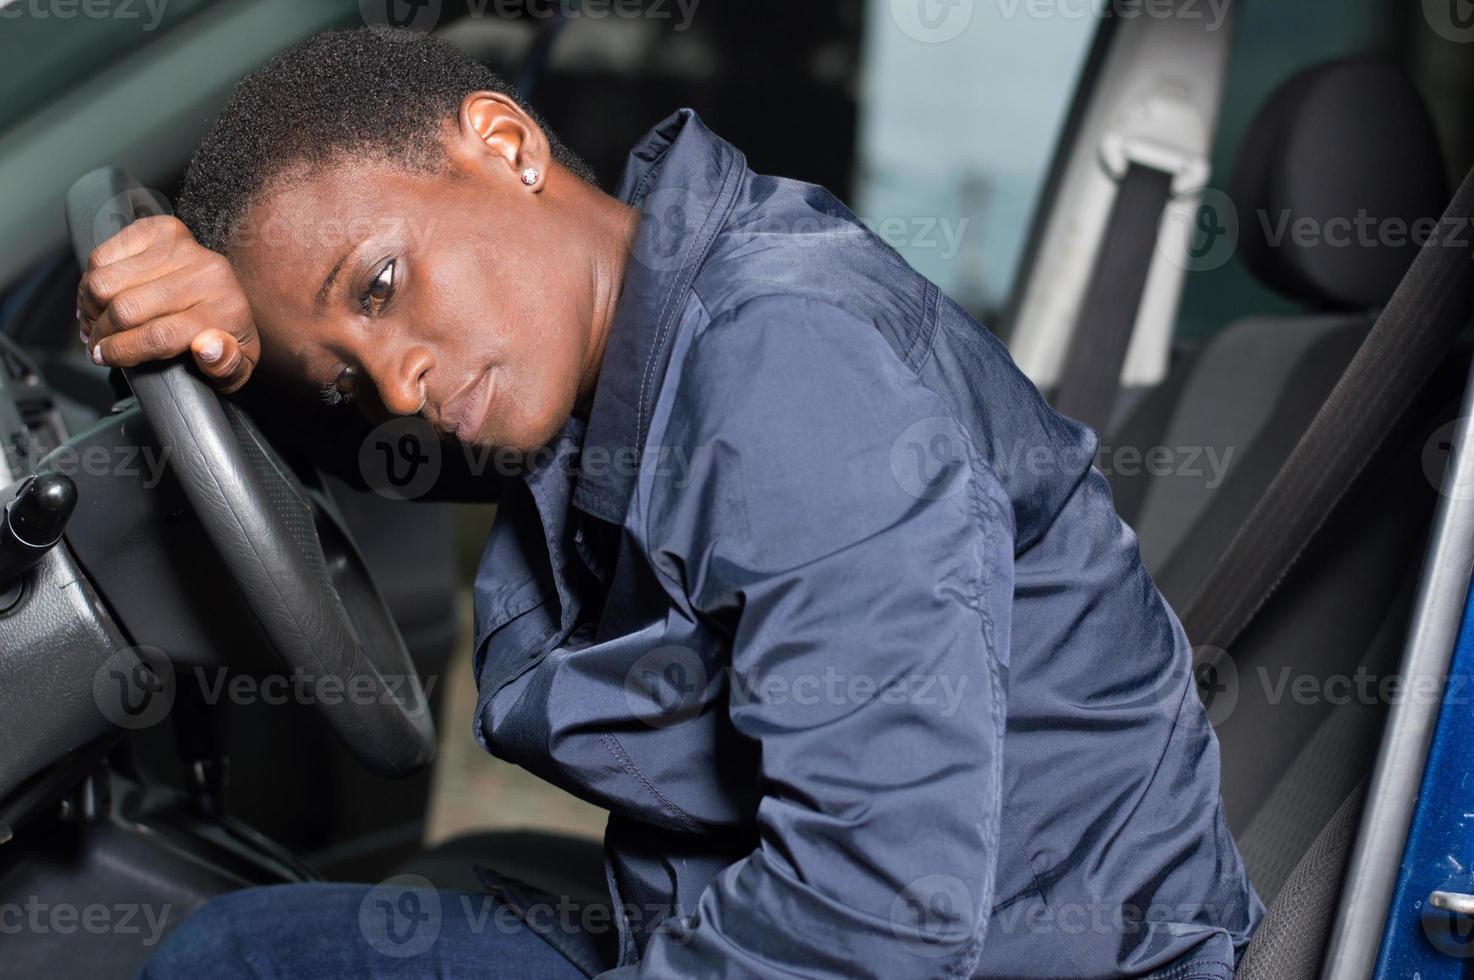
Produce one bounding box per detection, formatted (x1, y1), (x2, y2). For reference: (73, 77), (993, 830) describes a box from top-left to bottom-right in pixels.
(78, 217), (501, 501)
(78, 215), (259, 390)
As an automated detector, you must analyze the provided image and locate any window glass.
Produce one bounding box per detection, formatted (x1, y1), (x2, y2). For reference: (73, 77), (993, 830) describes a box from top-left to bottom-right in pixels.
(853, 0), (1099, 323)
(0, 0), (219, 133)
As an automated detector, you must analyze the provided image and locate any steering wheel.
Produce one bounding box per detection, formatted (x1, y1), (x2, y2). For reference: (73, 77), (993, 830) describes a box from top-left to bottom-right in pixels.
(65, 168), (435, 778)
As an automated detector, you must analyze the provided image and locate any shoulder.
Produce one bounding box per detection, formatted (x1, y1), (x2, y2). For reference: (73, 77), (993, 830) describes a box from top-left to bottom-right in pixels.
(690, 173), (940, 365)
(676, 293), (932, 445)
(644, 293), (1012, 572)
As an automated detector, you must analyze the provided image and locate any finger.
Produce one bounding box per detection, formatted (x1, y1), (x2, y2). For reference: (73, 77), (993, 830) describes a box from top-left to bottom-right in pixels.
(86, 215), (188, 273)
(190, 329), (255, 393)
(93, 311), (202, 368)
(89, 269), (205, 343)
(79, 244), (189, 323)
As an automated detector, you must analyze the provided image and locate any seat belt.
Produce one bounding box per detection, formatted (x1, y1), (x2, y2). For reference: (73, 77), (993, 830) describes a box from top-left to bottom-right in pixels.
(1051, 162), (1176, 432)
(1180, 164), (1474, 657)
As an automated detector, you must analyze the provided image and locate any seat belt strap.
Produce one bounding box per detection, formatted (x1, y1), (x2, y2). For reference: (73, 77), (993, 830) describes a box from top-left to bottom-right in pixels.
(1052, 162), (1175, 432)
(1181, 164), (1474, 655)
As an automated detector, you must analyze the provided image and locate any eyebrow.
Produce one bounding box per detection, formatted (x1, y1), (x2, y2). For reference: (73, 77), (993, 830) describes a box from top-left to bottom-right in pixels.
(314, 251), (351, 313)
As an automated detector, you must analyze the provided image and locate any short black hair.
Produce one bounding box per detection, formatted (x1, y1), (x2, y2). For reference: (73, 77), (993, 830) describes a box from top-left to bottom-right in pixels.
(177, 26), (594, 253)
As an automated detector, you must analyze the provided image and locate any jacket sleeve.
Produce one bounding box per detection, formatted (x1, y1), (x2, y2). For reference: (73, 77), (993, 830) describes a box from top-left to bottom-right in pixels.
(604, 297), (1015, 979)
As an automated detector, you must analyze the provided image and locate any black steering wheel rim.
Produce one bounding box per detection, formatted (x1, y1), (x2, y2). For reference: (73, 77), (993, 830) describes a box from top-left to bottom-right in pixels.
(66, 168), (435, 778)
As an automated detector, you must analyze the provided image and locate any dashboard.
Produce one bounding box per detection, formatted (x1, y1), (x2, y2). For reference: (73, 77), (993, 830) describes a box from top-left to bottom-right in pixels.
(0, 335), (69, 485)
(0, 336), (127, 832)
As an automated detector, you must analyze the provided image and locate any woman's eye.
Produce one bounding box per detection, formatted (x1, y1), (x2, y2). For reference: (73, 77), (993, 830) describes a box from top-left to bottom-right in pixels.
(320, 365), (358, 407)
(361, 259), (397, 314)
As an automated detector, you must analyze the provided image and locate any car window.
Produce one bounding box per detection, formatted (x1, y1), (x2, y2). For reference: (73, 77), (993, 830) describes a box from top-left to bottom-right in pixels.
(0, 0), (220, 133)
(853, 0), (1098, 325)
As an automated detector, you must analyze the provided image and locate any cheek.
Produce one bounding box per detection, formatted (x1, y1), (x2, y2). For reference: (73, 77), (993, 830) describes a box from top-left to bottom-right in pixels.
(421, 257), (499, 354)
(491, 353), (576, 450)
(487, 315), (587, 451)
(428, 215), (588, 451)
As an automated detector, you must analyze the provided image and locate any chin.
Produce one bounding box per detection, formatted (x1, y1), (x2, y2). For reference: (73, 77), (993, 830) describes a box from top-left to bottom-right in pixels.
(469, 373), (581, 455)
(487, 406), (574, 456)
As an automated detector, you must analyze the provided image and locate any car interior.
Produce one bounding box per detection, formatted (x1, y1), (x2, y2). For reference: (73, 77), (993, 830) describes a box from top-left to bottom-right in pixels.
(1, 1), (1472, 977)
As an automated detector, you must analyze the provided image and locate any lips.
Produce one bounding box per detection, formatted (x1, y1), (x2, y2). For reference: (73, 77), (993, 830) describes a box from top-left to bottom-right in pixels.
(440, 368), (494, 442)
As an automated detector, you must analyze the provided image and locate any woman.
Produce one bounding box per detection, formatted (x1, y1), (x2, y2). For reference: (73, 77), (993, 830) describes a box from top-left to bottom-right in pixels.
(83, 26), (1261, 980)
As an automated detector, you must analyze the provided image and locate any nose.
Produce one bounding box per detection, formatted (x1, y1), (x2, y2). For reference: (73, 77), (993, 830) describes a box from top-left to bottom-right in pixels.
(372, 343), (435, 417)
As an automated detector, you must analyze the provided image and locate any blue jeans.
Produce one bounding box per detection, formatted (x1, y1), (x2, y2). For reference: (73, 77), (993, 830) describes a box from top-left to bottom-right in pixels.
(140, 882), (588, 979)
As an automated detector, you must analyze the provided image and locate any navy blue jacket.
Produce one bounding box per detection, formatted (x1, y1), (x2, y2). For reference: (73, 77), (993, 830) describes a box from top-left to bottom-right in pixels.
(472, 109), (1263, 979)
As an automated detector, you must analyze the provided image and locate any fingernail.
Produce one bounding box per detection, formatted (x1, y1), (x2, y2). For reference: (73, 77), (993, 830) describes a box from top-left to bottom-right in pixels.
(197, 337), (223, 363)
(79, 328), (88, 346)
(91, 345), (105, 366)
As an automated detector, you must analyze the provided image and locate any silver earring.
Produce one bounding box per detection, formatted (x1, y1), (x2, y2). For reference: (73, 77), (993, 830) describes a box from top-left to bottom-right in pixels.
(520, 168), (540, 186)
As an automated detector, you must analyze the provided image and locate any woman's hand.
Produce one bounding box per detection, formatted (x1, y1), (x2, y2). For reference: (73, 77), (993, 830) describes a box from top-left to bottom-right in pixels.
(77, 215), (260, 394)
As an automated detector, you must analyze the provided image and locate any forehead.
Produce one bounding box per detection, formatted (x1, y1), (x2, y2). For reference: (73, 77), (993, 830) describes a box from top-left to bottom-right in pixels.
(233, 160), (424, 273)
(227, 162), (441, 362)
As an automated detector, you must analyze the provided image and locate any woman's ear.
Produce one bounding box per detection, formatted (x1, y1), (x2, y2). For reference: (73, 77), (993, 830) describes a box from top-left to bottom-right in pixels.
(458, 91), (550, 190)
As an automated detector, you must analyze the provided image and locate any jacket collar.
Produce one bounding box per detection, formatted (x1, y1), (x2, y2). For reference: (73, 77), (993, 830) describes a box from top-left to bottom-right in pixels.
(570, 109), (745, 524)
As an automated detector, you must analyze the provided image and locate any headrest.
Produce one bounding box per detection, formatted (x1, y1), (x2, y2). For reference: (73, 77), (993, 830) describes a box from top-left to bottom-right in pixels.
(1229, 59), (1448, 311)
